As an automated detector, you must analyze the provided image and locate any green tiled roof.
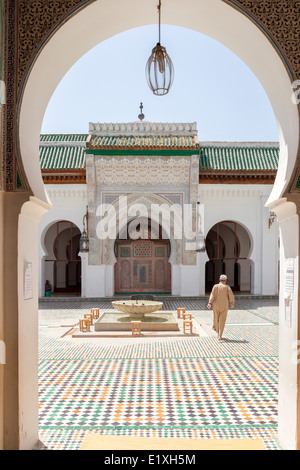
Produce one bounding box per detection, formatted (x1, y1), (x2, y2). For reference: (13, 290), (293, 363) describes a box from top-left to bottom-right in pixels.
(39, 135), (280, 174)
(199, 145), (279, 172)
(40, 134), (88, 143)
(40, 144), (86, 170)
(89, 135), (198, 149)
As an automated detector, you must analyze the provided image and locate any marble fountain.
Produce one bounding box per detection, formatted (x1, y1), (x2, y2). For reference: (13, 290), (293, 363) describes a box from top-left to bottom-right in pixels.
(94, 299), (179, 332)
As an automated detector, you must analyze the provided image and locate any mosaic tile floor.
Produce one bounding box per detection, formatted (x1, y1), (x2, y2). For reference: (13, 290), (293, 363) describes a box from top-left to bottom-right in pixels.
(38, 297), (281, 450)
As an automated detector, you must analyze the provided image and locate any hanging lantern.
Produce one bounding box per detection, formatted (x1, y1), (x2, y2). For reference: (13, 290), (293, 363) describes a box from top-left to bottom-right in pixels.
(80, 207), (89, 253)
(146, 1), (174, 96)
(80, 229), (89, 253)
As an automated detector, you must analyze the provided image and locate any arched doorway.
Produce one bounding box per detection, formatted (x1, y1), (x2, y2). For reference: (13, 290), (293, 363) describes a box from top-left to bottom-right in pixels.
(114, 218), (171, 294)
(205, 221), (251, 293)
(11, 0), (300, 451)
(43, 221), (81, 295)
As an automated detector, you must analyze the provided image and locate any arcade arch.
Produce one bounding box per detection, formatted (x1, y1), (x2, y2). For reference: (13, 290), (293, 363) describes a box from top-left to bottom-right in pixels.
(42, 221), (82, 295)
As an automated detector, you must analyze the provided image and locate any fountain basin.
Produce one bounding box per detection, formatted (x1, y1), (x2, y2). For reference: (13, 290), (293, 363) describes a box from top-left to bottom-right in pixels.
(112, 300), (163, 319)
(94, 310), (179, 332)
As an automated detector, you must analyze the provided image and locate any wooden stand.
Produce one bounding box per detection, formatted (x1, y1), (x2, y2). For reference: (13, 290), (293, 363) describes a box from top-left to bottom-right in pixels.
(183, 320), (193, 334)
(84, 313), (94, 325)
(91, 308), (100, 320)
(177, 308), (186, 319)
(131, 321), (142, 336)
(183, 313), (192, 321)
(79, 319), (91, 332)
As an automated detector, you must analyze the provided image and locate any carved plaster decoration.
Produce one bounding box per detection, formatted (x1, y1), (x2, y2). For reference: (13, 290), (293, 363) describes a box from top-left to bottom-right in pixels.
(87, 193), (185, 267)
(95, 156), (191, 187)
(228, 0), (300, 80)
(89, 122), (198, 137)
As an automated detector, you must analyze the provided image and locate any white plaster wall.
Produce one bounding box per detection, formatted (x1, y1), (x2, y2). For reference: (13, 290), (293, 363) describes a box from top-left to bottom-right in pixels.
(18, 198), (50, 450)
(171, 264), (181, 296)
(84, 264), (106, 298)
(268, 198), (299, 450)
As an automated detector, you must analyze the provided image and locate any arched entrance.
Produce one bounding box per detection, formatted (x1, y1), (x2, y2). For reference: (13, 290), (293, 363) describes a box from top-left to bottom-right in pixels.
(205, 221), (251, 293)
(42, 221), (82, 295)
(9, 0), (300, 451)
(114, 218), (171, 294)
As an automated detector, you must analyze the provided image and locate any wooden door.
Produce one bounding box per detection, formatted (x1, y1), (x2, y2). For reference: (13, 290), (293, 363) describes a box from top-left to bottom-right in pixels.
(115, 240), (171, 293)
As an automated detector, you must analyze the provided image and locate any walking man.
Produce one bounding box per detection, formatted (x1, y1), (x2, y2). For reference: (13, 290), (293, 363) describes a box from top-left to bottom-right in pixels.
(207, 274), (235, 340)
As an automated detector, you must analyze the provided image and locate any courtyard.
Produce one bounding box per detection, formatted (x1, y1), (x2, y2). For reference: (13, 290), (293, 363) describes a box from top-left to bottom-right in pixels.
(38, 296), (280, 450)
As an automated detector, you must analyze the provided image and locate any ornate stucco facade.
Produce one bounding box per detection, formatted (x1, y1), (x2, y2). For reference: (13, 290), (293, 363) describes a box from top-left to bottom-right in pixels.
(38, 121), (279, 299)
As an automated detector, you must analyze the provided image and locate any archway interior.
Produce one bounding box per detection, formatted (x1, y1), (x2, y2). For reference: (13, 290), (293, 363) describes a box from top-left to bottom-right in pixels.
(14, 0), (300, 451)
(205, 221), (251, 293)
(43, 221), (81, 295)
(19, 0), (299, 205)
(114, 217), (171, 294)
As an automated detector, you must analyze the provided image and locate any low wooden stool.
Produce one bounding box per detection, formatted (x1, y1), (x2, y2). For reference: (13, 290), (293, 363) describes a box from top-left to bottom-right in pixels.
(183, 320), (193, 334)
(183, 313), (192, 321)
(79, 318), (91, 332)
(84, 313), (94, 325)
(91, 308), (100, 319)
(177, 308), (185, 319)
(131, 321), (142, 336)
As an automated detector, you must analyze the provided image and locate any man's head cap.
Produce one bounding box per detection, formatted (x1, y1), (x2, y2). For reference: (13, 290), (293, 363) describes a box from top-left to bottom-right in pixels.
(220, 275), (227, 281)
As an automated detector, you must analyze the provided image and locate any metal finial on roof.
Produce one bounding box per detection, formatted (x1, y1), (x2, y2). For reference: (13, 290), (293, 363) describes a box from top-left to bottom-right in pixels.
(138, 102), (145, 121)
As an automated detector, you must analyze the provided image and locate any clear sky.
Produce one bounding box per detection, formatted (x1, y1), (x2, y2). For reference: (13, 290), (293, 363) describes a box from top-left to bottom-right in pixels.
(41, 24), (279, 142)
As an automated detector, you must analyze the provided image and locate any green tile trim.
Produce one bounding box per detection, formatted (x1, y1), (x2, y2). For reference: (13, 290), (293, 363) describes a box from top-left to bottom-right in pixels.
(86, 149), (198, 156)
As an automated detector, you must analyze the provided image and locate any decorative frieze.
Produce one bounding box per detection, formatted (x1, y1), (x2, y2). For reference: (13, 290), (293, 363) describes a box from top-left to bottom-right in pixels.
(45, 186), (87, 204)
(95, 156), (191, 187)
(89, 122), (198, 137)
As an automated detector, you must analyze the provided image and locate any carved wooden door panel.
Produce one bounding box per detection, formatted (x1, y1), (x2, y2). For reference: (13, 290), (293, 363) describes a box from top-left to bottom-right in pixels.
(120, 260), (131, 290)
(115, 240), (171, 293)
(153, 243), (171, 292)
(115, 243), (132, 293)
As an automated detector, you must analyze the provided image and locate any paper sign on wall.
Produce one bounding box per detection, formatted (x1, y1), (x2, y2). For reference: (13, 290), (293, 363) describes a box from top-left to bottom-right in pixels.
(284, 258), (294, 300)
(283, 258), (294, 328)
(24, 261), (33, 301)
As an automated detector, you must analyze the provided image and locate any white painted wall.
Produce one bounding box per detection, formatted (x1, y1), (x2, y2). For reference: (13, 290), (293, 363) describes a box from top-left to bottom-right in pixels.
(268, 198), (299, 450)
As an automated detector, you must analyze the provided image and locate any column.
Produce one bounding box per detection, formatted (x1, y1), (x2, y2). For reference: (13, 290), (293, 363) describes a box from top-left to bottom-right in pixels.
(268, 197), (299, 450)
(238, 259), (251, 292)
(79, 252), (88, 297)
